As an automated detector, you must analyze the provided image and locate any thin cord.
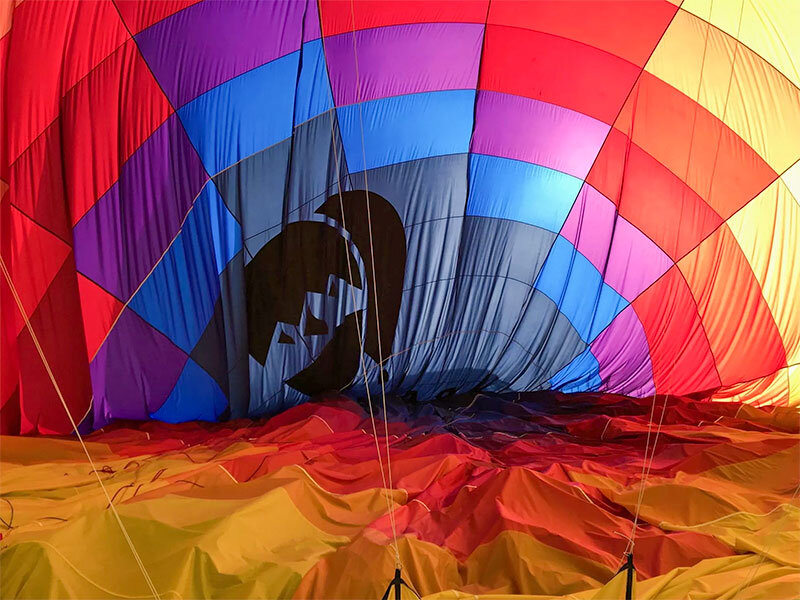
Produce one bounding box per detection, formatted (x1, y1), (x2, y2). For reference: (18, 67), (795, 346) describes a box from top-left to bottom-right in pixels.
(0, 256), (160, 599)
(347, 0), (402, 567)
(733, 482), (800, 598)
(315, 3), (400, 559)
(624, 392), (669, 556)
(324, 106), (401, 561)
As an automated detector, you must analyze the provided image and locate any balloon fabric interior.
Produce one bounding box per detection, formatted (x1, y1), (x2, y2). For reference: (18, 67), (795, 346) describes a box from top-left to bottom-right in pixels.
(1, 0), (799, 598)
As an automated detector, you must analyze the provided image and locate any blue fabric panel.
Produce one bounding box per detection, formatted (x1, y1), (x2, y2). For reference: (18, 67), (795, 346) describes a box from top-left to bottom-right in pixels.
(204, 183), (243, 273)
(150, 358), (228, 423)
(295, 40), (334, 125)
(337, 90), (475, 172)
(534, 236), (628, 342)
(466, 154), (582, 233)
(178, 52), (299, 175)
(129, 183), (239, 353)
(548, 348), (602, 393)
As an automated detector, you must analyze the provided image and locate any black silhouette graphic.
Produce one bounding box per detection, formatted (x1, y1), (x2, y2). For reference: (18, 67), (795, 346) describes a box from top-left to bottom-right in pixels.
(246, 191), (406, 397)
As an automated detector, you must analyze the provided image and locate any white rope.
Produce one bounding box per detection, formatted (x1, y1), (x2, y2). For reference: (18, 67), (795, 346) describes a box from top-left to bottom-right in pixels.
(624, 392), (668, 556)
(346, 0), (403, 567)
(316, 4), (401, 564)
(324, 108), (401, 561)
(0, 256), (160, 599)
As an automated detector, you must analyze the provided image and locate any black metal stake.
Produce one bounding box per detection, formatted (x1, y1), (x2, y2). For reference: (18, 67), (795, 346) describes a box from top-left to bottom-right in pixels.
(381, 568), (415, 600)
(622, 552), (635, 600)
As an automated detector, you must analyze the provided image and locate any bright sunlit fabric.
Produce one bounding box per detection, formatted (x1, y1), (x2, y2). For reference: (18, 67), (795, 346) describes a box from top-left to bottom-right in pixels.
(2, 0), (799, 436)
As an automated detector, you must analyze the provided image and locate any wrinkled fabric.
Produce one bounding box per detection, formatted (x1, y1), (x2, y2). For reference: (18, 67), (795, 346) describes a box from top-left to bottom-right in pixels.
(3, 1), (800, 436)
(1, 393), (797, 599)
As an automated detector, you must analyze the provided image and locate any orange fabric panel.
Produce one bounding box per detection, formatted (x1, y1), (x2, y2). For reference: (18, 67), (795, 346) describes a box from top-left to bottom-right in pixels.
(2, 397), (796, 596)
(615, 73), (777, 220)
(61, 39), (172, 225)
(711, 366), (792, 407)
(479, 25), (640, 124)
(487, 0), (677, 66)
(632, 266), (721, 395)
(616, 143), (723, 260)
(678, 224), (787, 386)
(3, 0), (129, 163)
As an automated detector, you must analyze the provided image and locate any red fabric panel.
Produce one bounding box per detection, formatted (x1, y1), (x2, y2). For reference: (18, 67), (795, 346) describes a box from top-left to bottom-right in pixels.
(0, 156), (15, 431)
(114, 0), (202, 34)
(6, 123), (71, 242)
(678, 225), (787, 386)
(319, 0), (489, 37)
(17, 254), (91, 435)
(8, 206), (71, 333)
(615, 143), (723, 260)
(1, 193), (19, 434)
(0, 31), (8, 160)
(487, 0), (677, 66)
(61, 40), (172, 225)
(0, 388), (20, 435)
(585, 128), (628, 206)
(632, 266), (721, 395)
(4, 0), (129, 163)
(77, 273), (123, 360)
(617, 73), (777, 220)
(479, 25), (640, 124)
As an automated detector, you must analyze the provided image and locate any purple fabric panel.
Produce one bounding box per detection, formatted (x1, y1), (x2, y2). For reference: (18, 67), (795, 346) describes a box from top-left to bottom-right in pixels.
(561, 184), (616, 269)
(324, 22), (483, 105)
(73, 115), (208, 300)
(303, 0), (321, 41)
(590, 305), (655, 397)
(471, 92), (610, 179)
(605, 216), (673, 302)
(136, 0), (305, 107)
(562, 184), (673, 301)
(90, 308), (188, 429)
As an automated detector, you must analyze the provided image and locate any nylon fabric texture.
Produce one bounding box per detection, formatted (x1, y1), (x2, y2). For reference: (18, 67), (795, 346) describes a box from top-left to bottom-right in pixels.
(1, 394), (798, 598)
(2, 0), (800, 435)
(2, 1), (800, 598)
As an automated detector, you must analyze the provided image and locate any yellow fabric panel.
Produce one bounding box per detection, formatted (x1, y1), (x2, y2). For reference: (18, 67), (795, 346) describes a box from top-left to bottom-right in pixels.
(569, 443), (799, 555)
(727, 178), (800, 367)
(298, 530), (612, 598)
(681, 0), (800, 90)
(4, 399), (799, 600)
(711, 368), (792, 407)
(662, 503), (800, 568)
(618, 554), (799, 600)
(720, 401), (800, 431)
(1, 512), (305, 599)
(646, 8), (800, 172)
(589, 569), (632, 600)
(647, 9), (735, 118)
(294, 535), (463, 600)
(424, 556), (798, 600)
(0, 488), (348, 599)
(784, 160), (800, 205)
(463, 530), (612, 596)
